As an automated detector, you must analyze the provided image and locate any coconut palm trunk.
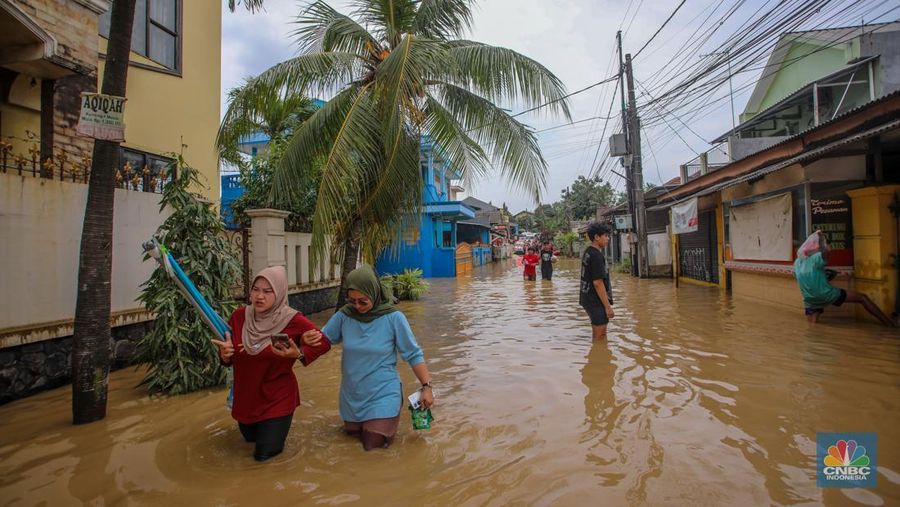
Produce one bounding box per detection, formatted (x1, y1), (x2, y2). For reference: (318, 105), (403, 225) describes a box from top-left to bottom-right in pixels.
(335, 217), (362, 310)
(71, 0), (136, 424)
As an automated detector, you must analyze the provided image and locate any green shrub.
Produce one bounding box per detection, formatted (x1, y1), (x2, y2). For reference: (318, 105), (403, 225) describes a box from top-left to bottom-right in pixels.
(136, 155), (242, 395)
(381, 268), (430, 301)
(613, 257), (632, 274)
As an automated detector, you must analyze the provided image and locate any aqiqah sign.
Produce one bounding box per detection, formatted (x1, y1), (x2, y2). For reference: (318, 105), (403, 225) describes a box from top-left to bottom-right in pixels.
(671, 197), (699, 234)
(76, 93), (126, 141)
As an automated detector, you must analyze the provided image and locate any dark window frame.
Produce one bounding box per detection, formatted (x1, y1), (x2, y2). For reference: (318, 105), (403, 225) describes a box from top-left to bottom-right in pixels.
(119, 147), (176, 193)
(99, 0), (182, 74)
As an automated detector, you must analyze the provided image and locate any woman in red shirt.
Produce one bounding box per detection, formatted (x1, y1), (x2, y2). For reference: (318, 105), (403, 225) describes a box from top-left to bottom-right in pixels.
(212, 266), (331, 461)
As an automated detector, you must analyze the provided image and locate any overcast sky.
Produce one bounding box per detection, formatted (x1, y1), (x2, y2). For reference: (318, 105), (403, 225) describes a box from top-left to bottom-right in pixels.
(219, 0), (817, 213)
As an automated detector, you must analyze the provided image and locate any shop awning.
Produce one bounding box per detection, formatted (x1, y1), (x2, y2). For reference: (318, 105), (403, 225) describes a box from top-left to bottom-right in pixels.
(424, 201), (476, 220)
(649, 118), (900, 212)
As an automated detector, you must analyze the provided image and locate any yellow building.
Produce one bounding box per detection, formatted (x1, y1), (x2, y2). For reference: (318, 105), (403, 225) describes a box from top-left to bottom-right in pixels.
(0, 0), (222, 200)
(0, 0), (222, 403)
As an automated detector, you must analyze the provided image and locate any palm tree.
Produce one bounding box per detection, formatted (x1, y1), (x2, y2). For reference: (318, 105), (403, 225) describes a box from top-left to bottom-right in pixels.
(217, 84), (318, 166)
(232, 0), (571, 296)
(71, 0), (137, 425)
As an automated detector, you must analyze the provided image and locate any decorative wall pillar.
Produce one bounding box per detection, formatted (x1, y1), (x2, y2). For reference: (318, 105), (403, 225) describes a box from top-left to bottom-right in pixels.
(847, 185), (900, 320)
(246, 209), (290, 277)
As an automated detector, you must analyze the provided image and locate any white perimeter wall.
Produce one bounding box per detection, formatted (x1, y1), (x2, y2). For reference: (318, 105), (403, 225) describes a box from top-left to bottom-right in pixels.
(0, 173), (170, 347)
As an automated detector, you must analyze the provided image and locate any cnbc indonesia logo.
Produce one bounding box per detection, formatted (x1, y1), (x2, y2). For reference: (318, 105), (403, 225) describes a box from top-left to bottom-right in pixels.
(817, 433), (876, 487)
(821, 438), (872, 484)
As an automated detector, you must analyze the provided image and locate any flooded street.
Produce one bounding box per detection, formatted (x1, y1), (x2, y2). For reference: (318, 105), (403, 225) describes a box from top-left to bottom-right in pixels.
(1, 258), (898, 506)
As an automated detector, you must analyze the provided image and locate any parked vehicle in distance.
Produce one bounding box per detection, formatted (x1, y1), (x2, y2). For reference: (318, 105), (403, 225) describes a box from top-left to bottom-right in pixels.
(514, 241), (525, 255)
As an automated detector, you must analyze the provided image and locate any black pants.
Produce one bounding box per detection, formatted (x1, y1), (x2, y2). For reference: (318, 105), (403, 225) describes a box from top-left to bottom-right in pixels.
(541, 262), (553, 280)
(238, 413), (293, 461)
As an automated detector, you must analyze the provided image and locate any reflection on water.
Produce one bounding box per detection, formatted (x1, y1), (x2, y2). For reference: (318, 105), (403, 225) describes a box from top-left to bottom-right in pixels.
(1, 259), (898, 505)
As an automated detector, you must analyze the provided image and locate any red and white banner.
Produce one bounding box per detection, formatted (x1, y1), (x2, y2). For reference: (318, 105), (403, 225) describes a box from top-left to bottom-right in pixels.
(671, 197), (699, 234)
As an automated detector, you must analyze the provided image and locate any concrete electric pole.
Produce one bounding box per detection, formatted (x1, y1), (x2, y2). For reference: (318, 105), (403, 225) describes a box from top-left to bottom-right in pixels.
(617, 31), (639, 277)
(624, 53), (649, 278)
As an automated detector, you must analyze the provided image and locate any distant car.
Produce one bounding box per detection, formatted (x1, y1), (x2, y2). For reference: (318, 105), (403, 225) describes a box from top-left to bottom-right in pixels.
(514, 242), (525, 255)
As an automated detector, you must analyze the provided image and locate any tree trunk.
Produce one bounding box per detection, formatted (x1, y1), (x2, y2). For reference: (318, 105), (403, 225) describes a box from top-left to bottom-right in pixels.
(334, 218), (362, 311)
(71, 0), (136, 425)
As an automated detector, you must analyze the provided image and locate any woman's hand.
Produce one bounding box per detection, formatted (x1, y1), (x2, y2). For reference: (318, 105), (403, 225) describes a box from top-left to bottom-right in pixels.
(211, 331), (235, 363)
(270, 336), (302, 360)
(301, 329), (323, 347)
(419, 386), (434, 409)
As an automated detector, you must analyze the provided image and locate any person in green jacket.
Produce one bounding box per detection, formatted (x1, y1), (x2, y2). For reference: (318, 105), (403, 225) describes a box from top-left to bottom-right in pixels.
(793, 231), (894, 326)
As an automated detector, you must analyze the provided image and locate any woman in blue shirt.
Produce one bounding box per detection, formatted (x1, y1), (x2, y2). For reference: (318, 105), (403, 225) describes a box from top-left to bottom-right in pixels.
(316, 265), (435, 450)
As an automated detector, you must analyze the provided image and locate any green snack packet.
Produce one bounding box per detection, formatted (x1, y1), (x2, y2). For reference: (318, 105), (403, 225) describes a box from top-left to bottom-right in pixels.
(409, 405), (434, 430)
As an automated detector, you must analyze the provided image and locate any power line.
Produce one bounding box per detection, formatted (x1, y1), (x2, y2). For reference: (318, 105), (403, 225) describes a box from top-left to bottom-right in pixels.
(633, 0), (688, 58)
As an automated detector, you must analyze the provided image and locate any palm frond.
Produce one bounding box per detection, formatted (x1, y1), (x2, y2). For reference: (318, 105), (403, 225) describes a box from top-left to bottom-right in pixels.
(293, 1), (380, 56)
(227, 0), (265, 13)
(217, 80), (316, 165)
(273, 85), (382, 267)
(431, 81), (548, 203)
(253, 51), (365, 99)
(349, 0), (417, 45)
(421, 93), (489, 188)
(412, 0), (474, 40)
(444, 41), (571, 119)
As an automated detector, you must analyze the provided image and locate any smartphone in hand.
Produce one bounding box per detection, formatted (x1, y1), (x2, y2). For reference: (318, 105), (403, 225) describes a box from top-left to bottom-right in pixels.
(271, 333), (291, 350)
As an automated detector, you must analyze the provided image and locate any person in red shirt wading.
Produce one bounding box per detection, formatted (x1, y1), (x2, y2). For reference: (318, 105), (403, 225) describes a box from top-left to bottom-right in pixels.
(212, 265), (331, 462)
(522, 247), (539, 281)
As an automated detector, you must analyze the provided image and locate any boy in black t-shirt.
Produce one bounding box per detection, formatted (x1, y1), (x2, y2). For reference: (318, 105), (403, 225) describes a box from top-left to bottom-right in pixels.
(580, 222), (614, 341)
(540, 241), (555, 280)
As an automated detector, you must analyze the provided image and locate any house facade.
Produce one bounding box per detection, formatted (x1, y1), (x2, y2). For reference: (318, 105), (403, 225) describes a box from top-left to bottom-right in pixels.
(656, 22), (900, 322)
(375, 136), (476, 277)
(0, 0), (223, 403)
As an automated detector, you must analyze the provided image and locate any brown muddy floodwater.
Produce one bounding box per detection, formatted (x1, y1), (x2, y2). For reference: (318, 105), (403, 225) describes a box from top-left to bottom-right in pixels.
(1, 259), (899, 506)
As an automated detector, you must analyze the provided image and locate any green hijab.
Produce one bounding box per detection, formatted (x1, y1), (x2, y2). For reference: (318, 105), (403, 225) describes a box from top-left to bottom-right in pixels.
(339, 265), (398, 323)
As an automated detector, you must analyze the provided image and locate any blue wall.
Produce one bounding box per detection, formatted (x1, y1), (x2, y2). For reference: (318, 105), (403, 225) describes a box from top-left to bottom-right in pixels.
(221, 174), (243, 229)
(376, 214), (459, 278)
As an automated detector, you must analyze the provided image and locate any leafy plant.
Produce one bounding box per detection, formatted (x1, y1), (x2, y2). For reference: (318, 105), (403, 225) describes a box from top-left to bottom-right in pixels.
(229, 139), (321, 232)
(613, 257), (632, 274)
(554, 231), (580, 257)
(136, 155), (242, 395)
(381, 268), (430, 301)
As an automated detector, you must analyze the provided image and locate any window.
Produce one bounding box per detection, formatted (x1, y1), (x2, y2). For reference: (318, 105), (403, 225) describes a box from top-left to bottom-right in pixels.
(118, 147), (175, 193)
(99, 0), (180, 71)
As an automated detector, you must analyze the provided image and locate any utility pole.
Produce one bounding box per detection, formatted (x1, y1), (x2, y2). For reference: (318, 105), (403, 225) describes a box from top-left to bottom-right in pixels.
(617, 31), (638, 277)
(624, 53), (649, 278)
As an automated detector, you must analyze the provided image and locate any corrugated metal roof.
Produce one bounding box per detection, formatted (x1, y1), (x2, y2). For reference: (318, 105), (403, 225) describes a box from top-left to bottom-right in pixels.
(649, 118), (900, 211)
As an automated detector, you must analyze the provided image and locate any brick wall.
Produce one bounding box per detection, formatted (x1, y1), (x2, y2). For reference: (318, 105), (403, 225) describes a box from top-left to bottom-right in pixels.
(13, 0), (101, 73)
(13, 0), (102, 166)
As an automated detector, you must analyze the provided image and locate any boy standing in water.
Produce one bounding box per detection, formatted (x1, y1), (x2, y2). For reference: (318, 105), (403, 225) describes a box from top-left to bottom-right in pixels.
(580, 222), (614, 341)
(540, 241), (555, 280)
(523, 247), (539, 281)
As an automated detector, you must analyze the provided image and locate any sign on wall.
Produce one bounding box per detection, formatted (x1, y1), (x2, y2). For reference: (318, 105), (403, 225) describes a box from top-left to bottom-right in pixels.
(671, 197), (699, 234)
(729, 192), (793, 261)
(810, 197), (853, 266)
(615, 214), (633, 230)
(76, 93), (126, 141)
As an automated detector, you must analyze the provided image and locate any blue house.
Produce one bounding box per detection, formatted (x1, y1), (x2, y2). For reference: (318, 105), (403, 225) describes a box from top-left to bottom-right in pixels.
(375, 136), (476, 277)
